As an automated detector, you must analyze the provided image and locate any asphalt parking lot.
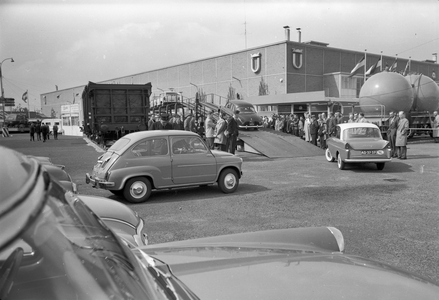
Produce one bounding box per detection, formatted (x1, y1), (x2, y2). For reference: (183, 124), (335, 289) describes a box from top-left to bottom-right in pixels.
(1, 133), (439, 283)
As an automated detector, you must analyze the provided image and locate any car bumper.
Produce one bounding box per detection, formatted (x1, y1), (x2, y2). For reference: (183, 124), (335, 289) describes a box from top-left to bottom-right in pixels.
(85, 173), (115, 189)
(238, 124), (263, 129)
(344, 158), (392, 163)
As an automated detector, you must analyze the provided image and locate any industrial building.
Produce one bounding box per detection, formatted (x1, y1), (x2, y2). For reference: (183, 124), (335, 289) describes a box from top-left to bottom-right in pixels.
(41, 27), (439, 135)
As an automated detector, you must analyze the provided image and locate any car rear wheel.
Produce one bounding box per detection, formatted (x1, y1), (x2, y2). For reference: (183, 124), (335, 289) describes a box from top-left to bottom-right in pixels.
(325, 148), (335, 162)
(124, 177), (152, 203)
(337, 154), (346, 170)
(376, 163), (385, 170)
(218, 168), (239, 194)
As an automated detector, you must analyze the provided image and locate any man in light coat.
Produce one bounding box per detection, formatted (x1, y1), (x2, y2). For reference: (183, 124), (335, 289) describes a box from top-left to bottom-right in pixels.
(205, 111), (216, 149)
(395, 111), (409, 159)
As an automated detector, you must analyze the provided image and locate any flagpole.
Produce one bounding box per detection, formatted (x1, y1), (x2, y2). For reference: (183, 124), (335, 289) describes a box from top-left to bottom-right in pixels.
(364, 49), (367, 82)
(380, 51), (383, 72)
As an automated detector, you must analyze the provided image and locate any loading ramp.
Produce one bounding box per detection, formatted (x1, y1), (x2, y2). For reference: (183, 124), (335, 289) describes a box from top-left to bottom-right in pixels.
(238, 129), (324, 158)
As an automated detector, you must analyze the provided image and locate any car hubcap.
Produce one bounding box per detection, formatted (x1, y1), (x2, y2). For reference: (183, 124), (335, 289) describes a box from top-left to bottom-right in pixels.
(224, 173), (236, 189)
(130, 181), (147, 198)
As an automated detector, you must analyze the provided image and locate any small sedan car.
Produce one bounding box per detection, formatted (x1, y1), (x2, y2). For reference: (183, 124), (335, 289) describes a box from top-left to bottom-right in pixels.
(325, 123), (392, 170)
(86, 130), (243, 202)
(223, 100), (263, 129)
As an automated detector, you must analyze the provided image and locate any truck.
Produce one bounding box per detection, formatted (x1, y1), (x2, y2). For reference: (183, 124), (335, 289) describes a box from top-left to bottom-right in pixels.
(82, 82), (151, 145)
(345, 72), (439, 140)
(5, 113), (30, 133)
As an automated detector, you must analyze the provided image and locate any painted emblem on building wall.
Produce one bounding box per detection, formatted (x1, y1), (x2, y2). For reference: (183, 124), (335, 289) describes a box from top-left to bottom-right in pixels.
(250, 53), (261, 73)
(292, 48), (303, 69)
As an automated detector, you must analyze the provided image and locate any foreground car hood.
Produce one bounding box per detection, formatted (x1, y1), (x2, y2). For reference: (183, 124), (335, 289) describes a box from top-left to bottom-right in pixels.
(143, 228), (439, 299)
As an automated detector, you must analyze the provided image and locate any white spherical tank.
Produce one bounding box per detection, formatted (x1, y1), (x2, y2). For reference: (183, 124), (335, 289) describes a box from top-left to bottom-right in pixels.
(405, 74), (439, 112)
(359, 72), (414, 114)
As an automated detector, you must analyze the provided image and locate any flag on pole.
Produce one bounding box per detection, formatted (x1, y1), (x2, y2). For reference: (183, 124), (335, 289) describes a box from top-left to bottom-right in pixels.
(389, 58), (398, 72)
(403, 59), (410, 76)
(349, 56), (366, 77)
(22, 90), (28, 103)
(376, 57), (382, 72)
(365, 57), (382, 76)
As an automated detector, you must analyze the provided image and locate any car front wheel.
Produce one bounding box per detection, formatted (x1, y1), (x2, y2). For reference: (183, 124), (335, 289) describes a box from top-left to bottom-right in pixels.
(218, 168), (239, 194)
(325, 148), (335, 162)
(337, 154), (346, 170)
(376, 163), (385, 170)
(124, 177), (152, 203)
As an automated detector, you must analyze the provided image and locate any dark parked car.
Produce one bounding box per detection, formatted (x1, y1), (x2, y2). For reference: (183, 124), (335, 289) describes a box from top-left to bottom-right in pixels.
(86, 130), (243, 202)
(223, 100), (263, 129)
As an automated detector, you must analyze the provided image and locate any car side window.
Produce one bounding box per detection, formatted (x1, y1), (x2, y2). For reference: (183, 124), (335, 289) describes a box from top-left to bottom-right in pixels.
(172, 137), (208, 155)
(335, 126), (341, 139)
(132, 138), (168, 157)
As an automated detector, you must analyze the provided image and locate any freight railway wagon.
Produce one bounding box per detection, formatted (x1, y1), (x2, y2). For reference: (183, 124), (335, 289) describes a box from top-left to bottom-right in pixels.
(82, 82), (151, 145)
(355, 72), (439, 139)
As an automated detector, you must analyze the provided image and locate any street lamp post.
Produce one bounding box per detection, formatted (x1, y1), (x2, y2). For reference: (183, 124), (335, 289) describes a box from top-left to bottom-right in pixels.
(0, 57), (14, 127)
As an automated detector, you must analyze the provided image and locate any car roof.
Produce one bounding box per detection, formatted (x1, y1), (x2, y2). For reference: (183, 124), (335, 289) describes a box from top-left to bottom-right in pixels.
(122, 130), (199, 142)
(337, 123), (379, 130)
(228, 100), (254, 106)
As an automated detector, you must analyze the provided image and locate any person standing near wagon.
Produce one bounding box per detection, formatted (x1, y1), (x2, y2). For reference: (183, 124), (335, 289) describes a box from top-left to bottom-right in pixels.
(41, 123), (49, 142)
(152, 113), (173, 130)
(387, 111), (399, 158)
(214, 113), (227, 151)
(35, 121), (41, 141)
(309, 115), (320, 146)
(395, 111), (409, 160)
(29, 123), (35, 141)
(227, 110), (240, 154)
(53, 123), (59, 140)
(205, 110), (216, 149)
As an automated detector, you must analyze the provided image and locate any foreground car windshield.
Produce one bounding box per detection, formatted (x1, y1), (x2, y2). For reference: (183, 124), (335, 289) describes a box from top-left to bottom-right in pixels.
(0, 179), (174, 300)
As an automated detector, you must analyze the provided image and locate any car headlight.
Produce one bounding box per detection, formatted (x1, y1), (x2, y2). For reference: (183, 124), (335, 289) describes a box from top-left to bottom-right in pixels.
(327, 227), (345, 253)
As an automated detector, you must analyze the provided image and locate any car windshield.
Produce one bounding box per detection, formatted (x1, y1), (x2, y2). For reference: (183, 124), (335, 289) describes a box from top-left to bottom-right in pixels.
(237, 106), (256, 113)
(343, 127), (381, 140)
(0, 179), (175, 300)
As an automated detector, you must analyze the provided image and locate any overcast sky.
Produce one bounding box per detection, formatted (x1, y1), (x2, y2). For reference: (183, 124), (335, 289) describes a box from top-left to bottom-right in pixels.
(1, 0), (438, 111)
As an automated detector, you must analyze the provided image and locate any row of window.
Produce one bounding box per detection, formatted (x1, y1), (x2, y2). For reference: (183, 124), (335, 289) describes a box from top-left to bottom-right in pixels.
(132, 136), (208, 157)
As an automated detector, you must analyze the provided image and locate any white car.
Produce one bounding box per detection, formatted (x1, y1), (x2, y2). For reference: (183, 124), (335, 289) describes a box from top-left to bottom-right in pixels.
(325, 123), (392, 170)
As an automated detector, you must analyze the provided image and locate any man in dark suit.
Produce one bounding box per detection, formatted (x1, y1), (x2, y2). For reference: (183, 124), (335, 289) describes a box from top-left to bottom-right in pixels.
(326, 113), (337, 137)
(387, 111), (399, 158)
(152, 113), (173, 130)
(226, 110), (240, 154)
(41, 123), (49, 142)
(309, 115), (320, 146)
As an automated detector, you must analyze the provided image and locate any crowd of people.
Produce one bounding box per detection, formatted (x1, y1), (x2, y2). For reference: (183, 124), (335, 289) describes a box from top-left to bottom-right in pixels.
(148, 110), (241, 154)
(260, 111), (368, 149)
(29, 121), (58, 142)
